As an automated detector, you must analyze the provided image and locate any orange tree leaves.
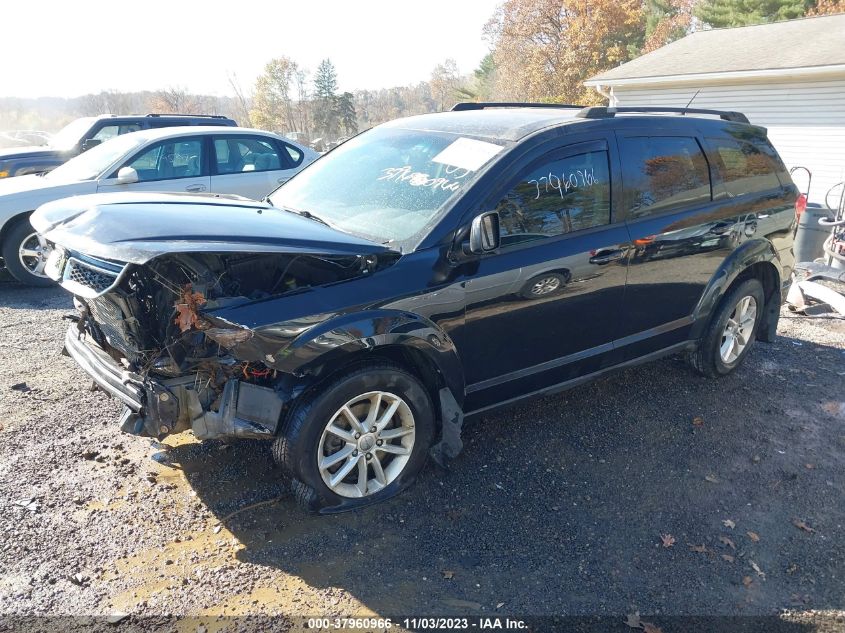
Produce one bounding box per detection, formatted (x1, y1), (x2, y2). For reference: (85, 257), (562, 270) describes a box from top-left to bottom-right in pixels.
(484, 0), (645, 105)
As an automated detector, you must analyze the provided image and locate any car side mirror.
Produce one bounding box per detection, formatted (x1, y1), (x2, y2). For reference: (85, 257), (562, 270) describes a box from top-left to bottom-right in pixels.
(115, 166), (139, 185)
(465, 211), (501, 255)
(81, 139), (102, 152)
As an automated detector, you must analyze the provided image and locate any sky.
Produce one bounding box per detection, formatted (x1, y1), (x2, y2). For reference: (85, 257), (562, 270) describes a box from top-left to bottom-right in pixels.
(3, 0), (502, 99)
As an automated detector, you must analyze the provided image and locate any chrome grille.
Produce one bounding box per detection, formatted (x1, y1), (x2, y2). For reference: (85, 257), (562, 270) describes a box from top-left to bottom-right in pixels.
(60, 255), (126, 299)
(67, 260), (116, 294)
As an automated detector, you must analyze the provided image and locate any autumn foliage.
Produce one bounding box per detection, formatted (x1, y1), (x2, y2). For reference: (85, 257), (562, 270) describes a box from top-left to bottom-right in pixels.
(484, 0), (646, 105)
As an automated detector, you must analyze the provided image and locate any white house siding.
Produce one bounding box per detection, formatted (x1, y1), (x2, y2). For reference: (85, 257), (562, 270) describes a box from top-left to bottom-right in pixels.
(609, 78), (845, 206)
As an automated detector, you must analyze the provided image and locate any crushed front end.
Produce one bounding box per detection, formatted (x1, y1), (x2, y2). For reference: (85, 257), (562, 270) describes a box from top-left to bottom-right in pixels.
(49, 247), (374, 441)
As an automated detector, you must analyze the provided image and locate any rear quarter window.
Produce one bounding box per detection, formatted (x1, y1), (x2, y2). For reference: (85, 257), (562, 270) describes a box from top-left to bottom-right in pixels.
(620, 136), (711, 219)
(707, 137), (782, 196)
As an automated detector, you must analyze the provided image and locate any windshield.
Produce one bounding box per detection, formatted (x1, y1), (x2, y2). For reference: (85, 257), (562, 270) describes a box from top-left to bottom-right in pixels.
(46, 133), (148, 182)
(268, 127), (506, 247)
(49, 118), (96, 151)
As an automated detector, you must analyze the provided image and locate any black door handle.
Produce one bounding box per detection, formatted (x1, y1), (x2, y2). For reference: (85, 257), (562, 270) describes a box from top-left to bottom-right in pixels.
(589, 249), (626, 265)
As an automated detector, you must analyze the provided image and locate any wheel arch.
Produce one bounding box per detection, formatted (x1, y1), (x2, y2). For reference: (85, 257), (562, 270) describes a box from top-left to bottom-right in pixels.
(691, 239), (783, 341)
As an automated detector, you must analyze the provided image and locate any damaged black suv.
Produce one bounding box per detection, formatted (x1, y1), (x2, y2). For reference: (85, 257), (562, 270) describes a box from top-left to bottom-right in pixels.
(33, 104), (798, 512)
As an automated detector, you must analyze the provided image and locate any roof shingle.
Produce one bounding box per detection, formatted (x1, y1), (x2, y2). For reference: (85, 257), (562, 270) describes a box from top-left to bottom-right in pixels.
(588, 14), (845, 84)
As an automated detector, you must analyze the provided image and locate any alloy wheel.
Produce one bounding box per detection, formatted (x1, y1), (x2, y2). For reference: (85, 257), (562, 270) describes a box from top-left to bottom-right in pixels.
(531, 276), (561, 296)
(317, 391), (415, 498)
(720, 295), (757, 364)
(18, 232), (52, 279)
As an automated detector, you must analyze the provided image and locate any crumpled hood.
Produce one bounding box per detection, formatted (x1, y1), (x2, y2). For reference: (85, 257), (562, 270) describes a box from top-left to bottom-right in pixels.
(30, 192), (390, 264)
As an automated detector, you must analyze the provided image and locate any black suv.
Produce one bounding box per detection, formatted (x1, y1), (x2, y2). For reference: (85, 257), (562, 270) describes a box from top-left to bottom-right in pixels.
(32, 104), (798, 513)
(0, 113), (237, 178)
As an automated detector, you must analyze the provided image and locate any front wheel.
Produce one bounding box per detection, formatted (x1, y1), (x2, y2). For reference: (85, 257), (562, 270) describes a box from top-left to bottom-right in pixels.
(688, 278), (765, 377)
(273, 363), (435, 512)
(2, 219), (55, 287)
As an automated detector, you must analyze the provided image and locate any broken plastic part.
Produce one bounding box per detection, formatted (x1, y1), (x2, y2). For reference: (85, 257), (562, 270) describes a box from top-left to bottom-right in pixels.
(429, 387), (465, 467)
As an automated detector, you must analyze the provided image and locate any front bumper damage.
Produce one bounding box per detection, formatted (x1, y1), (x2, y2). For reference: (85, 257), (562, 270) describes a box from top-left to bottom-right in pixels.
(63, 326), (283, 440)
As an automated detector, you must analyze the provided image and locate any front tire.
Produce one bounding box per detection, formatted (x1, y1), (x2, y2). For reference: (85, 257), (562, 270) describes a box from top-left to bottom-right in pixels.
(688, 278), (765, 377)
(273, 363), (435, 513)
(2, 219), (55, 287)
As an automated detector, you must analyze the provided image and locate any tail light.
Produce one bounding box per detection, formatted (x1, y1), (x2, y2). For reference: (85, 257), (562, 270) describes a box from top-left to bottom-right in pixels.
(795, 193), (807, 218)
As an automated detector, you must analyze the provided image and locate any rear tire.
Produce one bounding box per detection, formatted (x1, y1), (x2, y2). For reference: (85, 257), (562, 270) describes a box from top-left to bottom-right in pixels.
(688, 278), (765, 377)
(2, 219), (55, 287)
(272, 362), (435, 513)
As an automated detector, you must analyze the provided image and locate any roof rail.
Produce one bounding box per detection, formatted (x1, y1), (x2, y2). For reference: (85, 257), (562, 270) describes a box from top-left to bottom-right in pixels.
(576, 106), (749, 124)
(145, 113), (228, 119)
(451, 102), (584, 111)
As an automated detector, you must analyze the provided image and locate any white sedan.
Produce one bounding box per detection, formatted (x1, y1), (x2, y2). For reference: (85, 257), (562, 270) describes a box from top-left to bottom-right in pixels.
(0, 126), (318, 285)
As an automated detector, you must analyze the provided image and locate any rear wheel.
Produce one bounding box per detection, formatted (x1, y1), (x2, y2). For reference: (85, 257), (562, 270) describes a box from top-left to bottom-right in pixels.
(2, 219), (55, 287)
(688, 278), (765, 377)
(273, 363), (435, 512)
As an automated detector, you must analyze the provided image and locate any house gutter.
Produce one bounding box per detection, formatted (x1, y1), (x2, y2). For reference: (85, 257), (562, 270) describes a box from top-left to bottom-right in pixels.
(585, 63), (845, 89)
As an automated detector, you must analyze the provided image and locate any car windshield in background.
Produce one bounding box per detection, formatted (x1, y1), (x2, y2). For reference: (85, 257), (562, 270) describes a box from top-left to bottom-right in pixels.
(268, 127), (506, 247)
(48, 117), (96, 151)
(46, 133), (148, 182)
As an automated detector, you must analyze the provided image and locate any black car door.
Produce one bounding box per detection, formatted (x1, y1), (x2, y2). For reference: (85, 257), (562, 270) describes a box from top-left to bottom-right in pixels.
(455, 137), (630, 412)
(614, 129), (739, 359)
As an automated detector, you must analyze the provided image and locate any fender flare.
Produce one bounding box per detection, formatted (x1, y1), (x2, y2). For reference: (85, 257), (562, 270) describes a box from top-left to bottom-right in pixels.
(689, 238), (783, 340)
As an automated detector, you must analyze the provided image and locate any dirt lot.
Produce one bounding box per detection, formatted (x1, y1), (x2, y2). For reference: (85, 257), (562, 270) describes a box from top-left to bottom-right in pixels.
(1, 277), (844, 631)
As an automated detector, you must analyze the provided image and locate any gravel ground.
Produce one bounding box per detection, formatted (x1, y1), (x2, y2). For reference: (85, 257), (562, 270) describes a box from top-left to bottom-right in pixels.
(1, 277), (844, 631)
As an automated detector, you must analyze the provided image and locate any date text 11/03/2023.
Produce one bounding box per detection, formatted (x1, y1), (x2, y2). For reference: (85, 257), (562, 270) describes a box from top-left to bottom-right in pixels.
(306, 616), (529, 630)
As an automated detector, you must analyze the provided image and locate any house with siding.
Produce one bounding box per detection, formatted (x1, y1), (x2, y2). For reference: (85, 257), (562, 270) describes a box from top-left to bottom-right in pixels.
(585, 14), (845, 206)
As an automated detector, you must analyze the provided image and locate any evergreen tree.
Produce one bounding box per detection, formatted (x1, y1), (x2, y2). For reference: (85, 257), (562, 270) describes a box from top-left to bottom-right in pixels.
(335, 92), (358, 136)
(695, 0), (810, 27)
(313, 58), (339, 138)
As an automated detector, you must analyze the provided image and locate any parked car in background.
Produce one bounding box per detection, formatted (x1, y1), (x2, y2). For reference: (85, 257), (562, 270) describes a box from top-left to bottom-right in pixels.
(32, 104), (797, 513)
(0, 130), (52, 149)
(0, 126), (318, 285)
(0, 113), (237, 179)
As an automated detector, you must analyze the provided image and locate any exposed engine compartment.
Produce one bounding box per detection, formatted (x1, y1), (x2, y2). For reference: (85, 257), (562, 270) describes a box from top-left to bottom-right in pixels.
(70, 250), (392, 439)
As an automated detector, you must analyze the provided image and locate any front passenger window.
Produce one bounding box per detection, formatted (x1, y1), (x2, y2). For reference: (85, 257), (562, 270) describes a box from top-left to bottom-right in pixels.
(495, 150), (611, 246)
(125, 139), (203, 181)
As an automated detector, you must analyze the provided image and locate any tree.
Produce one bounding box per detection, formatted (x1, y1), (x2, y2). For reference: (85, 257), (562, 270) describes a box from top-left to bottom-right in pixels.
(336, 92), (358, 136)
(806, 0), (844, 13)
(150, 87), (200, 114)
(313, 58), (339, 138)
(641, 0), (696, 53)
(484, 0), (645, 105)
(430, 59), (461, 110)
(250, 57), (300, 133)
(694, 0), (809, 26)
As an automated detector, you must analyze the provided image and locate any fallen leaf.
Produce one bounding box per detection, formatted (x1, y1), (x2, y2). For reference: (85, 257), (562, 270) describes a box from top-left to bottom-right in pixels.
(624, 612), (642, 629)
(704, 474), (719, 483)
(750, 560), (766, 579)
(721, 554), (735, 563)
(693, 416), (704, 426)
(441, 570), (455, 580)
(642, 623), (663, 633)
(689, 543), (707, 553)
(747, 531), (760, 542)
(174, 284), (207, 333)
(742, 576), (753, 588)
(719, 536), (736, 550)
(792, 518), (816, 533)
(660, 534), (676, 548)
(723, 519), (736, 529)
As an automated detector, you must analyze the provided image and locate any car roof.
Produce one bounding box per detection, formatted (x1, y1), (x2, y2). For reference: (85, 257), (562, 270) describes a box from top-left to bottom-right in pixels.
(379, 108), (586, 142)
(119, 126), (291, 144)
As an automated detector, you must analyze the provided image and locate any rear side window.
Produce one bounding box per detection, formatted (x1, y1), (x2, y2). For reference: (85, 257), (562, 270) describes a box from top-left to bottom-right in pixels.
(495, 150), (611, 246)
(621, 136), (711, 218)
(707, 137), (782, 196)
